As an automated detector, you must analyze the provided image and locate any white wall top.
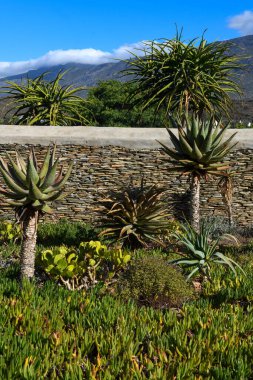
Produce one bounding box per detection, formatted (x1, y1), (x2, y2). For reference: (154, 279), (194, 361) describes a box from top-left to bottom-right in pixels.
(0, 126), (250, 149)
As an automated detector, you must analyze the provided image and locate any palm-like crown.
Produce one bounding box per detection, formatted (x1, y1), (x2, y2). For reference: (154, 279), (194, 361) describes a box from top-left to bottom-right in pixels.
(159, 116), (237, 176)
(0, 145), (73, 217)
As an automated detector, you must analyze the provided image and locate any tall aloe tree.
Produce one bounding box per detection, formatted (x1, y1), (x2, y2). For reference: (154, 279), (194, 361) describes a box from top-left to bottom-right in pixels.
(121, 33), (242, 118)
(0, 145), (73, 279)
(159, 116), (237, 231)
(1, 71), (89, 126)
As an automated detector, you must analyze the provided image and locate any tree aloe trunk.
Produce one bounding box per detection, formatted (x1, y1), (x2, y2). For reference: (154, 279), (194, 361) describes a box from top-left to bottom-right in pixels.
(20, 210), (38, 280)
(190, 174), (200, 232)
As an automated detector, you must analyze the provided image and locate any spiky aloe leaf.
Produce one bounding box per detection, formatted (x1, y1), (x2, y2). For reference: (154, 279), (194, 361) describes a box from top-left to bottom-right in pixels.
(0, 165), (28, 195)
(165, 128), (183, 153)
(100, 181), (170, 248)
(41, 204), (53, 214)
(43, 162), (73, 193)
(173, 222), (244, 281)
(0, 187), (27, 200)
(27, 154), (40, 185)
(32, 200), (43, 208)
(187, 267), (200, 280)
(41, 158), (60, 189)
(179, 133), (193, 156)
(192, 141), (203, 160)
(29, 180), (47, 200)
(39, 147), (51, 179)
(214, 252), (246, 275)
(6, 153), (27, 185)
(43, 189), (65, 202)
(15, 152), (27, 173)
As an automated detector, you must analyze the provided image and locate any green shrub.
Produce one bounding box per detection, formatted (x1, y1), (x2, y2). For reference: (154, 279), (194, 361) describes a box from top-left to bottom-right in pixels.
(118, 255), (194, 308)
(0, 221), (21, 244)
(39, 240), (131, 290)
(37, 219), (99, 246)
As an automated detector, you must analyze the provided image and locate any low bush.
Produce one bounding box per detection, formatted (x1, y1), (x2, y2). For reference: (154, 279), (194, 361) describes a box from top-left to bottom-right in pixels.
(39, 240), (131, 290)
(0, 221), (21, 245)
(117, 255), (194, 308)
(37, 219), (99, 246)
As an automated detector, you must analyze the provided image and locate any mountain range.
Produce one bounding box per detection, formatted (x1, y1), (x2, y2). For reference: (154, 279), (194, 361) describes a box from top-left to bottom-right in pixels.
(0, 61), (129, 92)
(1, 35), (253, 121)
(0, 35), (252, 97)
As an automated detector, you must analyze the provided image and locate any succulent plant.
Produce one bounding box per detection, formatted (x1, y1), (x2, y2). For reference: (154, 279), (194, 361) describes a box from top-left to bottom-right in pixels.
(159, 116), (237, 176)
(121, 35), (242, 118)
(1, 70), (89, 126)
(159, 115), (237, 231)
(100, 180), (170, 248)
(0, 145), (73, 279)
(0, 145), (73, 216)
(40, 240), (131, 290)
(171, 222), (245, 280)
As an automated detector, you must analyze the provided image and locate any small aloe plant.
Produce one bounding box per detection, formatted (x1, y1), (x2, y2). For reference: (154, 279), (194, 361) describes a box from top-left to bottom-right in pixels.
(0, 145), (73, 280)
(171, 223), (245, 281)
(99, 180), (170, 248)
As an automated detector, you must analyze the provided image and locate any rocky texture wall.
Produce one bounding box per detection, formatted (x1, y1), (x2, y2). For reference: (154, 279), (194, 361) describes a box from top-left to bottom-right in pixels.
(0, 126), (252, 226)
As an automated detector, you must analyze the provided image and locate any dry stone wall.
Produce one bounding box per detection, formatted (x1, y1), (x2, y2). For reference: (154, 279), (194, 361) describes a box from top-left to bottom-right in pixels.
(0, 126), (252, 226)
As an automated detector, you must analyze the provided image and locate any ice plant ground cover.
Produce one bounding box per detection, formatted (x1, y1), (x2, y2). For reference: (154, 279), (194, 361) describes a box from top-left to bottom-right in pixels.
(0, 224), (253, 379)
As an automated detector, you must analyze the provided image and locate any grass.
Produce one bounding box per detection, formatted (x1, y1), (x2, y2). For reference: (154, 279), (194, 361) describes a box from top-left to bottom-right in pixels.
(37, 219), (100, 247)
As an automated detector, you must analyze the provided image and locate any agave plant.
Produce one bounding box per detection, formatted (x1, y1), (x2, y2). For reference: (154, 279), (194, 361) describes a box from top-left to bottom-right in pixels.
(159, 115), (237, 231)
(0, 145), (73, 279)
(1, 71), (90, 126)
(99, 181), (170, 248)
(171, 223), (245, 281)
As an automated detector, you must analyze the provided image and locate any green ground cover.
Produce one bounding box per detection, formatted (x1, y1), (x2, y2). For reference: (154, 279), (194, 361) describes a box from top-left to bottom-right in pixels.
(1, 224), (253, 379)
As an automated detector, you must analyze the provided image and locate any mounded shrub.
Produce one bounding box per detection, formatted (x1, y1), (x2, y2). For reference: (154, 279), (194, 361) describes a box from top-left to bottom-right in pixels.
(117, 255), (194, 308)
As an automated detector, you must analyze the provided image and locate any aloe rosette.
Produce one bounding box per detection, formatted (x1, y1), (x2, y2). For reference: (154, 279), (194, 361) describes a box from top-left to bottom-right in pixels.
(159, 116), (237, 231)
(0, 144), (73, 279)
(100, 182), (170, 248)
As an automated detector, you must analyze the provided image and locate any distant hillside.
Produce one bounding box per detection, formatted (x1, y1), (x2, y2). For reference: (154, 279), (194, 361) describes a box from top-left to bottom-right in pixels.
(0, 61), (129, 93)
(0, 35), (253, 99)
(1, 35), (253, 122)
(228, 35), (253, 99)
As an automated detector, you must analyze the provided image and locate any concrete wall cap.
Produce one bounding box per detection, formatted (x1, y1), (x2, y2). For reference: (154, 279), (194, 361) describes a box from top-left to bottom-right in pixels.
(0, 125), (250, 149)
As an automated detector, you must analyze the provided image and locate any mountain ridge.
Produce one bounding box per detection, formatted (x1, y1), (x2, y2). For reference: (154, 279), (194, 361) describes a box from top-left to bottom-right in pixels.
(1, 35), (253, 99)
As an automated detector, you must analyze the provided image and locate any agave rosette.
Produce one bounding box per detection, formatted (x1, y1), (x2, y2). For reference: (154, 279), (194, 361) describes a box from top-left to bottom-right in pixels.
(0, 145), (73, 216)
(171, 223), (245, 280)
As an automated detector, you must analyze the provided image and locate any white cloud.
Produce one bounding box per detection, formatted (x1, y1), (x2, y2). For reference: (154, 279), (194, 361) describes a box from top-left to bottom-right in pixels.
(0, 42), (145, 78)
(228, 10), (253, 35)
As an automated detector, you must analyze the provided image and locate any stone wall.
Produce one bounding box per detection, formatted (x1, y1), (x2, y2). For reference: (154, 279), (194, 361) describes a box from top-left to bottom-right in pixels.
(0, 126), (252, 226)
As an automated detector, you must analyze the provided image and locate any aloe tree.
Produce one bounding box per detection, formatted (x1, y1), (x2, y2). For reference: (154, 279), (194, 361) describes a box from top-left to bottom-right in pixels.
(159, 116), (237, 231)
(122, 33), (242, 118)
(1, 71), (90, 126)
(0, 145), (73, 279)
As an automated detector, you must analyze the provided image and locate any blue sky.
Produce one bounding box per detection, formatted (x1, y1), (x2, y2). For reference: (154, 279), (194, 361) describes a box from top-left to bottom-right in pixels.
(0, 0), (253, 77)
